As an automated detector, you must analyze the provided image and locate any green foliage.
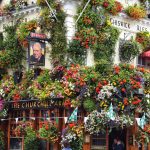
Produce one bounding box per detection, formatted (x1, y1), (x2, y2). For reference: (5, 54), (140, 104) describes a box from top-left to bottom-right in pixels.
(0, 131), (5, 150)
(77, 5), (104, 30)
(67, 39), (86, 64)
(83, 98), (96, 112)
(0, 25), (24, 69)
(0, 33), (4, 50)
(38, 1), (67, 64)
(95, 59), (112, 75)
(24, 127), (39, 150)
(37, 69), (51, 86)
(37, 0), (55, 7)
(70, 136), (83, 150)
(50, 11), (67, 63)
(119, 40), (141, 62)
(94, 25), (120, 62)
(39, 8), (53, 31)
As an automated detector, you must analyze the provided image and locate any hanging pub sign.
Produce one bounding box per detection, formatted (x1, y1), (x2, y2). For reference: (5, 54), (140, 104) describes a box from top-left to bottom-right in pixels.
(30, 32), (47, 40)
(10, 99), (63, 110)
(29, 41), (45, 66)
(27, 32), (50, 67)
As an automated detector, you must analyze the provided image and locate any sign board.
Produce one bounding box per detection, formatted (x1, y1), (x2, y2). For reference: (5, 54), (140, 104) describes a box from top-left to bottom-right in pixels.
(10, 99), (63, 110)
(109, 15), (150, 33)
(30, 32), (47, 40)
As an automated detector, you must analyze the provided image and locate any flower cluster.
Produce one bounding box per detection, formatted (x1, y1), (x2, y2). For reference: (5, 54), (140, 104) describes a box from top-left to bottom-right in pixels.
(14, 125), (25, 137)
(74, 28), (97, 49)
(91, 0), (123, 15)
(103, 0), (123, 15)
(0, 64), (149, 117)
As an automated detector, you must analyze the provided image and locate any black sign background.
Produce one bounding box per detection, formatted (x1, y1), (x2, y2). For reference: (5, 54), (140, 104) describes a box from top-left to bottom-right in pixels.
(10, 99), (63, 110)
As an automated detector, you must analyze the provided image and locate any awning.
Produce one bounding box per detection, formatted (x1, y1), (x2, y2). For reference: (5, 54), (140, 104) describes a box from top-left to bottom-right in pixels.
(141, 50), (150, 58)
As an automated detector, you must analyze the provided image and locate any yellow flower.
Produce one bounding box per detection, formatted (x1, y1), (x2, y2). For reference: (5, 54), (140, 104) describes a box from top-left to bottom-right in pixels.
(106, 20), (112, 26)
(113, 82), (116, 86)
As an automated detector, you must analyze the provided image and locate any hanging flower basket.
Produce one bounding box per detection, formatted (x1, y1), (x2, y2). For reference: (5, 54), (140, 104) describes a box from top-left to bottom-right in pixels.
(38, 122), (59, 143)
(126, 5), (146, 19)
(119, 40), (141, 62)
(136, 31), (150, 51)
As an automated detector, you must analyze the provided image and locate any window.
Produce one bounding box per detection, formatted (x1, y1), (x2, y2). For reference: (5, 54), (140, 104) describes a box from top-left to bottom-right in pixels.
(138, 56), (146, 66)
(91, 132), (107, 150)
(10, 138), (22, 150)
(41, 110), (49, 121)
(39, 140), (47, 150)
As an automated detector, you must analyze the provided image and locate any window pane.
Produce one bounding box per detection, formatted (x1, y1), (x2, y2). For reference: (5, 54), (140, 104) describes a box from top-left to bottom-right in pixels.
(10, 138), (22, 150)
(92, 139), (106, 146)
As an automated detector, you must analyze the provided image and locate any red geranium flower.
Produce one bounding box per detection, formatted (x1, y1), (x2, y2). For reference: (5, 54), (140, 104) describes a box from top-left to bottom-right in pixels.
(103, 2), (109, 8)
(121, 88), (126, 92)
(68, 123), (75, 128)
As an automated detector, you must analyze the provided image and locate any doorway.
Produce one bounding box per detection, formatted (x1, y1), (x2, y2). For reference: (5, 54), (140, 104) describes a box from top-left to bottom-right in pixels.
(109, 128), (126, 150)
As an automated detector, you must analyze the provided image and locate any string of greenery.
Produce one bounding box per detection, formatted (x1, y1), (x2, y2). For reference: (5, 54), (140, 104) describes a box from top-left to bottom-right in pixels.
(37, 0), (67, 64)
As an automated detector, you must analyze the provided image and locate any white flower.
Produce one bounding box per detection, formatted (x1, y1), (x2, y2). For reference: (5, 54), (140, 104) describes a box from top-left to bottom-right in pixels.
(0, 89), (5, 97)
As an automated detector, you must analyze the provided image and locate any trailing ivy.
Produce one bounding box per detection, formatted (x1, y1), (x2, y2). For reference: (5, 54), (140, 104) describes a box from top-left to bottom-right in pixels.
(67, 39), (86, 64)
(94, 25), (120, 62)
(0, 25), (24, 69)
(50, 10), (67, 63)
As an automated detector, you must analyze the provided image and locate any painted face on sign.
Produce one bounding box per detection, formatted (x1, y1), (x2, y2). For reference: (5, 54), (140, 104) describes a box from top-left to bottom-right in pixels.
(32, 43), (42, 60)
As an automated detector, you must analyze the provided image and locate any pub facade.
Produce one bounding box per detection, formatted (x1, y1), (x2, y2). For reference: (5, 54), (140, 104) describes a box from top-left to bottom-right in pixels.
(0, 0), (150, 150)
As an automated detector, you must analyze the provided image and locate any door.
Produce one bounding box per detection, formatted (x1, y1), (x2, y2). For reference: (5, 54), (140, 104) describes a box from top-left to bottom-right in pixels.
(109, 128), (126, 150)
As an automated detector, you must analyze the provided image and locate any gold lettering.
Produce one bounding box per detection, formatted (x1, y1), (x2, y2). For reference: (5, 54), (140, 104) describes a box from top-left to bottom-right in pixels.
(22, 103), (25, 108)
